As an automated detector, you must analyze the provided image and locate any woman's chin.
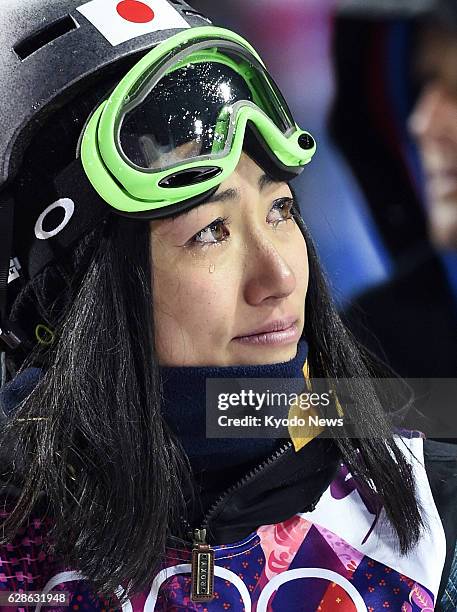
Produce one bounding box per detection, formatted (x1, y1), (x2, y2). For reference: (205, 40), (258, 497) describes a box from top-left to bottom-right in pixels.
(228, 342), (301, 366)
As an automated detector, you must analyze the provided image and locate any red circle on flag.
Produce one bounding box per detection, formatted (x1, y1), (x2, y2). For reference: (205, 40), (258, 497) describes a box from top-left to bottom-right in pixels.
(116, 0), (155, 23)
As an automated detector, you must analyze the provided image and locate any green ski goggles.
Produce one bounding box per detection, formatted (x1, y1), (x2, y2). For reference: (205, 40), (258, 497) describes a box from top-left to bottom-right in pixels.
(81, 26), (317, 220)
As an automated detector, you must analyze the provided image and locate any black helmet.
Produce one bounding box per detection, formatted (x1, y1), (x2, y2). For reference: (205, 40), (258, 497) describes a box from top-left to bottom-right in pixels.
(0, 0), (211, 351)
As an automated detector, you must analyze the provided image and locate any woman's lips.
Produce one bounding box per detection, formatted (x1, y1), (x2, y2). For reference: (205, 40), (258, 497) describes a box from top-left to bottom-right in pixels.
(233, 318), (300, 346)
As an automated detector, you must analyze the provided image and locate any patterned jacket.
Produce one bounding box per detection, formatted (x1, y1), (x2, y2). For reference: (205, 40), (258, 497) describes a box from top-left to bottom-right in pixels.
(0, 372), (456, 611)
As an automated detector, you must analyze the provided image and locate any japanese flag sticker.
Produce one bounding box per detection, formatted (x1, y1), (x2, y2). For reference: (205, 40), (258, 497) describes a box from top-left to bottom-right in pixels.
(77, 0), (190, 46)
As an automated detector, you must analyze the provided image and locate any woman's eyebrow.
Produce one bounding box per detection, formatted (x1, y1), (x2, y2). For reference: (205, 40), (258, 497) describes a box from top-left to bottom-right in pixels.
(170, 174), (284, 222)
(205, 174), (283, 205)
(258, 173), (283, 190)
(167, 191), (237, 223)
(205, 187), (240, 205)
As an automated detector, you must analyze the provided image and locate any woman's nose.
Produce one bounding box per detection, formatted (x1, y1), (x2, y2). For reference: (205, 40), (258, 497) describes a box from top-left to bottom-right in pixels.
(242, 235), (296, 306)
(408, 83), (447, 142)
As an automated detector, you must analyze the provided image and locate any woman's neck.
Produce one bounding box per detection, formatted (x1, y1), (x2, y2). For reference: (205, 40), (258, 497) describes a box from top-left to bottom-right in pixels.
(158, 339), (309, 473)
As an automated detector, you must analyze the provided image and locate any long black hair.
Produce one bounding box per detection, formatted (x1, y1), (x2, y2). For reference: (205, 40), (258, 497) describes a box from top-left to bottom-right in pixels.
(0, 196), (423, 602)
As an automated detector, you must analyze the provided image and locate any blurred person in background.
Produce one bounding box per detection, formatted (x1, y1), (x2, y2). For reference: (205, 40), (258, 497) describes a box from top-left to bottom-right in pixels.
(332, 0), (457, 382)
(331, 5), (457, 602)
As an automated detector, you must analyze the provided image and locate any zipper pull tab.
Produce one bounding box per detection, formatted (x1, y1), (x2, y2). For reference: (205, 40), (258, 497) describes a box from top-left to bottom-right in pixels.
(190, 527), (215, 603)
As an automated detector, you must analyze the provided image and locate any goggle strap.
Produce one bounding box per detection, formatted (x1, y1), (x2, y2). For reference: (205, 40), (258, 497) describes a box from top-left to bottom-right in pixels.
(0, 192), (23, 352)
(26, 159), (107, 281)
(0, 192), (14, 324)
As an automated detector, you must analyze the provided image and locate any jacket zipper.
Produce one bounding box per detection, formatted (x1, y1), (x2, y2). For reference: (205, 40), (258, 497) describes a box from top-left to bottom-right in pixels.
(172, 439), (294, 602)
(198, 439), (294, 531)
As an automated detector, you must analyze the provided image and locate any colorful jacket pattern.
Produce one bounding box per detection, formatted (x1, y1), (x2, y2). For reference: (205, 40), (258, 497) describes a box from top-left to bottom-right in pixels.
(0, 437), (446, 611)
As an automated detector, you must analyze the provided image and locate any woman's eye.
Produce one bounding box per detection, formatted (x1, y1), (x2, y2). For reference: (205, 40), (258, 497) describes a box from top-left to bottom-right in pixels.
(267, 198), (295, 226)
(187, 199), (294, 248)
(191, 217), (231, 246)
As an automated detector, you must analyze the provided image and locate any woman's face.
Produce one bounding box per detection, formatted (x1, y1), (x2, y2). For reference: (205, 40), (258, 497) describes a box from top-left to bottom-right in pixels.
(150, 153), (309, 366)
(408, 24), (457, 249)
